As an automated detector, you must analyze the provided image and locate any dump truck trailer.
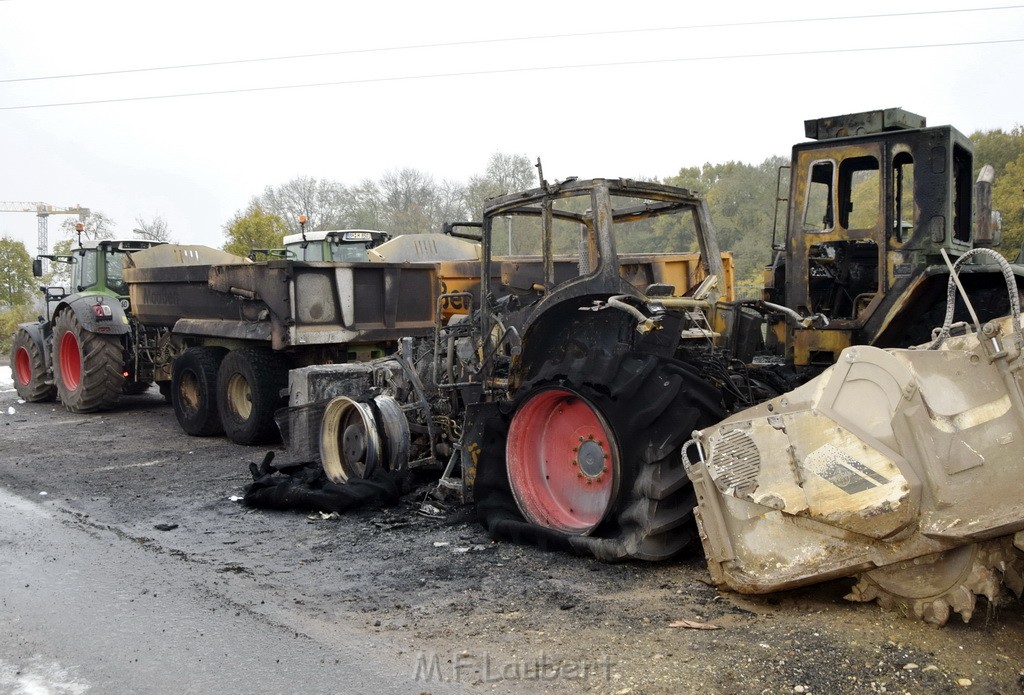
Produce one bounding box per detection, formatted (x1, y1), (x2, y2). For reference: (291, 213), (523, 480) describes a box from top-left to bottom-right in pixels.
(10, 234), (481, 444)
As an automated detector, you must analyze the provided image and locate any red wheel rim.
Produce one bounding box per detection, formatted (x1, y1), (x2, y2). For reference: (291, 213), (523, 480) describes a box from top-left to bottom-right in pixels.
(59, 330), (82, 391)
(506, 388), (619, 534)
(14, 346), (32, 386)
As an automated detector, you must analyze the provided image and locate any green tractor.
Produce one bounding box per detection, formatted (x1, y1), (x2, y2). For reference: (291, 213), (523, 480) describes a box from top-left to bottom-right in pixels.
(9, 238), (164, 412)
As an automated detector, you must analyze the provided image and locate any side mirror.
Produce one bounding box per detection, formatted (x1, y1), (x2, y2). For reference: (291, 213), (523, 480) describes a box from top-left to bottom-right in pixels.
(32, 258), (43, 277)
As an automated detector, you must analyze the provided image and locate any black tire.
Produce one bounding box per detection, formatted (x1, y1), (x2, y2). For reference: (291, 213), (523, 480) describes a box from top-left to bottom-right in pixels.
(52, 310), (124, 413)
(215, 347), (288, 445)
(10, 328), (56, 402)
(172, 347), (227, 436)
(475, 345), (724, 562)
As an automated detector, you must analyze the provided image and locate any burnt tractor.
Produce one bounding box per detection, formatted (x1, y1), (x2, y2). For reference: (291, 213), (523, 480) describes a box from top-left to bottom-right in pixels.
(281, 109), (1024, 623)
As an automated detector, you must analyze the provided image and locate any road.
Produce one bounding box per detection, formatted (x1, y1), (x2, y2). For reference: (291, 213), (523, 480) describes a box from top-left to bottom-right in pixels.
(0, 485), (463, 695)
(1, 370), (1023, 694)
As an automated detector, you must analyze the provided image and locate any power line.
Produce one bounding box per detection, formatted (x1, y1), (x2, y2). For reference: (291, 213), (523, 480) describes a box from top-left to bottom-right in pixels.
(0, 4), (1021, 84)
(2, 37), (1021, 112)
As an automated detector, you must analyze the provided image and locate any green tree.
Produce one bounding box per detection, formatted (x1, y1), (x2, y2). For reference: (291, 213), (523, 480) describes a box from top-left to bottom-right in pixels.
(666, 157), (786, 287)
(993, 152), (1024, 258)
(0, 303), (36, 354)
(223, 203), (288, 256)
(971, 126), (1024, 258)
(0, 237), (34, 308)
(971, 126), (1024, 179)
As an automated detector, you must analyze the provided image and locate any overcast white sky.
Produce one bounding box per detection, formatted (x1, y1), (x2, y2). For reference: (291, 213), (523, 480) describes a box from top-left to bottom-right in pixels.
(0, 0), (1022, 254)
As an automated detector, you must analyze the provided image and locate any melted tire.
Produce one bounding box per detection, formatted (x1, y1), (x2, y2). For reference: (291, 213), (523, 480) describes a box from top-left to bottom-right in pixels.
(10, 328), (56, 402)
(52, 310), (124, 413)
(476, 346), (724, 562)
(172, 347), (227, 436)
(215, 347), (288, 445)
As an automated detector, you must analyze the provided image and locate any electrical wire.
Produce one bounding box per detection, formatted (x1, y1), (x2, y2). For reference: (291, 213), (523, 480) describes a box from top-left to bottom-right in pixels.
(1, 36), (1021, 111)
(0, 4), (1021, 84)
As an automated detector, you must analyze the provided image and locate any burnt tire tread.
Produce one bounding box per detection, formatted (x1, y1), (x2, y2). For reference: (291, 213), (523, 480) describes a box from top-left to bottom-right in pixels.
(477, 344), (724, 562)
(52, 310), (124, 413)
(10, 328), (56, 402)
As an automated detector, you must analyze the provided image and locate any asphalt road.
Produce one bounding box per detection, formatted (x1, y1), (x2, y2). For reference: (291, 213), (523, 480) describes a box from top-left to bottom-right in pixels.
(2, 368), (1023, 695)
(0, 483), (465, 695)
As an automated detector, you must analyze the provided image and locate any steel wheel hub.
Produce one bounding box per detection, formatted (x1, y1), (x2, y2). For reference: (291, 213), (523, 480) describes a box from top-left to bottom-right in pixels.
(506, 388), (619, 535)
(226, 373), (252, 419)
(14, 347), (32, 386)
(59, 331), (82, 391)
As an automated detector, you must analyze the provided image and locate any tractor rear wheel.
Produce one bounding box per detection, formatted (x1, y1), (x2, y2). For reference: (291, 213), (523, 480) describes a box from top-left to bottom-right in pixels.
(171, 347), (227, 436)
(216, 347), (288, 445)
(52, 310), (124, 413)
(10, 328), (56, 402)
(480, 346), (724, 561)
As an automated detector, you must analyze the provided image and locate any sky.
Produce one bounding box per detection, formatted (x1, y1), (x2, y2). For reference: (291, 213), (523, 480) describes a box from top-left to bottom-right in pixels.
(0, 0), (1022, 255)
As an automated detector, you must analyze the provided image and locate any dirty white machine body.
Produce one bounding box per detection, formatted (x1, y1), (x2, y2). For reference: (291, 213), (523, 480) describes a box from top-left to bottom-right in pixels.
(686, 305), (1024, 625)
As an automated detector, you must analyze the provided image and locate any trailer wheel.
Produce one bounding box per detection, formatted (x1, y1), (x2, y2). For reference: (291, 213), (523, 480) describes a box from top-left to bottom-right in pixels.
(482, 347), (724, 561)
(216, 347), (288, 445)
(52, 310), (124, 413)
(10, 328), (56, 402)
(172, 347), (227, 436)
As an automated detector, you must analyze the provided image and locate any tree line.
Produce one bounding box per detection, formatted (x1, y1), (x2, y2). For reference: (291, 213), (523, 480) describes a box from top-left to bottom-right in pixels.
(222, 153), (537, 256)
(4, 131), (1024, 354)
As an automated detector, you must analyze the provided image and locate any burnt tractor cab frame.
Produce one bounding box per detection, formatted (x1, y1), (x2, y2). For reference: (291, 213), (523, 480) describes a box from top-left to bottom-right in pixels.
(766, 108), (1020, 367)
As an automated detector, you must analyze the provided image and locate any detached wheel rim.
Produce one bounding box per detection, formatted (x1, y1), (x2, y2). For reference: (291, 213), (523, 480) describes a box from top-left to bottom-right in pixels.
(506, 388), (619, 534)
(320, 397), (381, 482)
(225, 373), (252, 420)
(59, 330), (82, 391)
(14, 346), (32, 386)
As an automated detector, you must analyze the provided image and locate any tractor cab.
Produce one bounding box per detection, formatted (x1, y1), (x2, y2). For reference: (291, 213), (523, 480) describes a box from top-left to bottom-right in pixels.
(277, 229), (391, 262)
(35, 239), (164, 318)
(766, 108), (1016, 366)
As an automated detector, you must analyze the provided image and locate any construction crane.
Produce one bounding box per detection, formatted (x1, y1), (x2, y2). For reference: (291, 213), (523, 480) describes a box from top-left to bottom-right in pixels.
(0, 202), (90, 256)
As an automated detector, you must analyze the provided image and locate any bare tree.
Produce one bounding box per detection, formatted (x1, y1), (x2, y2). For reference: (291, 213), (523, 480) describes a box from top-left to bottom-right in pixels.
(58, 211), (115, 241)
(133, 215), (172, 242)
(379, 168), (439, 233)
(463, 152), (536, 215)
(346, 179), (385, 230)
(258, 176), (349, 234)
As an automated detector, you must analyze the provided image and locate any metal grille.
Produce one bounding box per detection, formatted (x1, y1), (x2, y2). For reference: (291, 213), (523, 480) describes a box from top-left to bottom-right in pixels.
(708, 429), (761, 498)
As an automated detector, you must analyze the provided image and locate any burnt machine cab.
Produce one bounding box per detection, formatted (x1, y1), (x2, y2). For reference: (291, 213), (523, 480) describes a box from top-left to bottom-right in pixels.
(774, 108), (1011, 366)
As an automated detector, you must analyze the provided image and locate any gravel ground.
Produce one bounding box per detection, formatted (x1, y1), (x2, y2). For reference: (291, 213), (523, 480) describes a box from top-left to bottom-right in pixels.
(1, 376), (1023, 694)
